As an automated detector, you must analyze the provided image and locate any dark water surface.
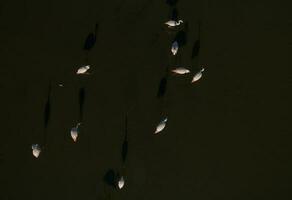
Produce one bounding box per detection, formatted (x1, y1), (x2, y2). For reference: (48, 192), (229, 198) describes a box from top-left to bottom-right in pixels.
(1, 0), (292, 199)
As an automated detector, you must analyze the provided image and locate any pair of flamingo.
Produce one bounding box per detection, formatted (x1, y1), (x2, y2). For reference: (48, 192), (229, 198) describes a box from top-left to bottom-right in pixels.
(165, 20), (183, 56)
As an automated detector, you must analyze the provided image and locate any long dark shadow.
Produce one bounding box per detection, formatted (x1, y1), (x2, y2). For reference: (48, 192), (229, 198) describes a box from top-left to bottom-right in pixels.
(174, 28), (187, 47)
(83, 23), (99, 52)
(191, 21), (201, 59)
(157, 76), (168, 98)
(42, 83), (52, 147)
(78, 87), (85, 122)
(157, 64), (169, 98)
(170, 7), (179, 21)
(44, 84), (51, 130)
(121, 114), (128, 163)
(103, 169), (117, 188)
(166, 0), (179, 7)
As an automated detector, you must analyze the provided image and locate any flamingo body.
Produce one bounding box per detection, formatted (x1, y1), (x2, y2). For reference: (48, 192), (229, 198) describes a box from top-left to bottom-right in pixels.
(32, 144), (41, 158)
(191, 68), (205, 83)
(172, 67), (190, 74)
(155, 118), (168, 134)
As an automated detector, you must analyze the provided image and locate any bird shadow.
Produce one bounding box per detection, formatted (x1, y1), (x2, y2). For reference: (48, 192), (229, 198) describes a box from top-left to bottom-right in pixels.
(157, 76), (168, 98)
(121, 115), (128, 163)
(166, 0), (178, 7)
(170, 7), (179, 21)
(79, 87), (85, 122)
(103, 169), (117, 188)
(173, 29), (187, 47)
(191, 22), (201, 59)
(191, 40), (200, 59)
(83, 23), (99, 51)
(44, 84), (51, 130)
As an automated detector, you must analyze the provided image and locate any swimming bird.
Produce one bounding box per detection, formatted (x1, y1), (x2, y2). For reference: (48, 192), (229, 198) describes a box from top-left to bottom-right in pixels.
(117, 176), (125, 189)
(76, 65), (90, 75)
(171, 67), (190, 74)
(165, 20), (183, 27)
(71, 123), (81, 142)
(191, 67), (205, 83)
(32, 144), (41, 158)
(171, 41), (179, 55)
(84, 23), (99, 51)
(154, 117), (168, 134)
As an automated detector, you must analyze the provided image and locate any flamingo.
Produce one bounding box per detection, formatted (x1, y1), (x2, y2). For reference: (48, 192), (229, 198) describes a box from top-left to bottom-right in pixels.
(32, 144), (41, 158)
(76, 65), (90, 75)
(171, 41), (179, 55)
(191, 67), (205, 83)
(71, 123), (81, 142)
(117, 176), (125, 189)
(155, 117), (168, 134)
(165, 20), (183, 27)
(171, 67), (190, 74)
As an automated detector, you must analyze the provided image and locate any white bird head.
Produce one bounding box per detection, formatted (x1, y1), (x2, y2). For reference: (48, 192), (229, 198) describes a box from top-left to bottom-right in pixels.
(32, 144), (41, 158)
(162, 117), (168, 123)
(177, 20), (184, 25)
(118, 176), (125, 189)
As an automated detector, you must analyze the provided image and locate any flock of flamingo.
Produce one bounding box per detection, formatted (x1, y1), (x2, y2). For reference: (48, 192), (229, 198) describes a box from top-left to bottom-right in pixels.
(31, 1), (205, 192)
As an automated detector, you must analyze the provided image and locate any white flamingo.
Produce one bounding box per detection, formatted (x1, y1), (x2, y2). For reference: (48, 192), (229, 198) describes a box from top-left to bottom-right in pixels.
(118, 176), (125, 189)
(171, 67), (190, 74)
(76, 65), (90, 75)
(71, 123), (81, 142)
(165, 20), (183, 28)
(191, 67), (205, 83)
(171, 41), (179, 55)
(154, 117), (168, 134)
(32, 144), (41, 158)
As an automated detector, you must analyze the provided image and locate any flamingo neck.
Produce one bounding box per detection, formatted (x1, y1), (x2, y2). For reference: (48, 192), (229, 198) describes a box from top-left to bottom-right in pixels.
(176, 20), (183, 25)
